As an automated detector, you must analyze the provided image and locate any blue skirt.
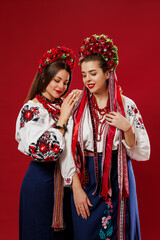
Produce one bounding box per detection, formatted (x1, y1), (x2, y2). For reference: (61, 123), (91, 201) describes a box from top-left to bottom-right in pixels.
(19, 161), (73, 240)
(71, 152), (141, 240)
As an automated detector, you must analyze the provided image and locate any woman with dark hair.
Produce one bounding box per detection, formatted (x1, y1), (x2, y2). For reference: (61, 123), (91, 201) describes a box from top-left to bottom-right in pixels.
(15, 46), (81, 240)
(60, 35), (150, 240)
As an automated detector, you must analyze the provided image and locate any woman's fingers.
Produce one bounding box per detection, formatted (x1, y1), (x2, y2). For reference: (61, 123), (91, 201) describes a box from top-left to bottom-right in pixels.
(66, 91), (80, 105)
(78, 197), (93, 219)
(75, 203), (80, 216)
(79, 205), (87, 219)
(84, 201), (90, 217)
(87, 197), (93, 207)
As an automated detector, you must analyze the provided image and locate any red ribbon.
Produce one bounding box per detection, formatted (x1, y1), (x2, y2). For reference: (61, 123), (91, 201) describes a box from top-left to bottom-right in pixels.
(101, 125), (116, 199)
(72, 88), (87, 178)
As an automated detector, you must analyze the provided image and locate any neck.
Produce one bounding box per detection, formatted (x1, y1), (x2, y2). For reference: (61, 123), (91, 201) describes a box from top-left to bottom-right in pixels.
(41, 91), (55, 102)
(93, 88), (109, 108)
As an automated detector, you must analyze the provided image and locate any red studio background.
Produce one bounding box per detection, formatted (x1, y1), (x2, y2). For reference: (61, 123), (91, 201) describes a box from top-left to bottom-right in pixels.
(0, 0), (159, 239)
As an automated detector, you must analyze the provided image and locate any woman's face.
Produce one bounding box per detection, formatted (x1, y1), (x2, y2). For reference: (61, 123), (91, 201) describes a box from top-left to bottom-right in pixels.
(43, 69), (70, 100)
(81, 60), (108, 95)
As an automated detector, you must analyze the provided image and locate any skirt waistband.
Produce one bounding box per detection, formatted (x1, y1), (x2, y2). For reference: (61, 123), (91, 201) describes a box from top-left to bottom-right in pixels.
(84, 149), (118, 157)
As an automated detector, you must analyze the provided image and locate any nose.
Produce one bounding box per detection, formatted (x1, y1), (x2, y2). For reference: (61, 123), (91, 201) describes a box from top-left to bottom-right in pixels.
(86, 74), (91, 82)
(58, 81), (65, 90)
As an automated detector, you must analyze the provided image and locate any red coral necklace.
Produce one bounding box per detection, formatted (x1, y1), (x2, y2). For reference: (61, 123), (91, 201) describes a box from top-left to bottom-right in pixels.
(90, 94), (110, 142)
(36, 93), (63, 120)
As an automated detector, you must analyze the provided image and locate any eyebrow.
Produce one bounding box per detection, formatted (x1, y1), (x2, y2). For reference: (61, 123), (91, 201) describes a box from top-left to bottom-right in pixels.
(55, 76), (62, 80)
(81, 69), (97, 73)
(54, 76), (69, 82)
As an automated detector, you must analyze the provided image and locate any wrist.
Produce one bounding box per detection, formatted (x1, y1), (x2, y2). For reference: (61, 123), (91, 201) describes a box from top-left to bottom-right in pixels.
(124, 124), (132, 133)
(58, 115), (69, 126)
(72, 173), (82, 190)
(53, 123), (67, 132)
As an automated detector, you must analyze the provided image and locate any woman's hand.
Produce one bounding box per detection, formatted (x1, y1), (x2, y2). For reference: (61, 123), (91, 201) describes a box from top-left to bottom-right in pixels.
(73, 186), (92, 220)
(72, 173), (93, 219)
(106, 111), (135, 148)
(57, 89), (82, 128)
(106, 111), (131, 131)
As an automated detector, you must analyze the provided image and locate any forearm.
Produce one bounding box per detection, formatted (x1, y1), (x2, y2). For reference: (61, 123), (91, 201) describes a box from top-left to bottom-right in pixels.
(72, 172), (82, 191)
(124, 126), (135, 148)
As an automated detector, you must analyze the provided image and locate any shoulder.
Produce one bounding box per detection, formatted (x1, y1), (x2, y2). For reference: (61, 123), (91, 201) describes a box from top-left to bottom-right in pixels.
(121, 95), (136, 107)
(19, 100), (44, 113)
(31, 97), (39, 103)
(17, 100), (47, 129)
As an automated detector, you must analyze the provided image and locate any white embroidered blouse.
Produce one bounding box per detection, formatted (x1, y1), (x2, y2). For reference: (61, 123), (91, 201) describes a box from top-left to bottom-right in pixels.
(15, 100), (65, 162)
(60, 95), (151, 185)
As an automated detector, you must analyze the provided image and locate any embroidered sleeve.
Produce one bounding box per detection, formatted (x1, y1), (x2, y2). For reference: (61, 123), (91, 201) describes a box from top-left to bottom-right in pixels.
(15, 102), (65, 162)
(28, 131), (63, 161)
(60, 117), (76, 186)
(122, 96), (150, 161)
(20, 105), (40, 128)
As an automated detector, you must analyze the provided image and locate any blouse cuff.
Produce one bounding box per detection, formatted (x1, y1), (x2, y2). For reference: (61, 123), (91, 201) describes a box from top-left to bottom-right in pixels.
(63, 177), (73, 186)
(63, 170), (77, 187)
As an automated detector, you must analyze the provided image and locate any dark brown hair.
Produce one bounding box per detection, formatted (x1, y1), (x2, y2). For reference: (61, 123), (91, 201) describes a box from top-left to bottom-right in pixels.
(25, 61), (72, 103)
(79, 54), (108, 73)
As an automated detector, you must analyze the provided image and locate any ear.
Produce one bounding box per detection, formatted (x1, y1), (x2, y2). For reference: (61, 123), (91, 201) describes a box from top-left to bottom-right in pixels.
(105, 71), (109, 80)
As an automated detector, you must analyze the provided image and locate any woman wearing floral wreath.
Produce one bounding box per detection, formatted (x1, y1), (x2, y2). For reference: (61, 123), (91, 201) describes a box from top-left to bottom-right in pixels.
(15, 46), (81, 240)
(60, 35), (150, 240)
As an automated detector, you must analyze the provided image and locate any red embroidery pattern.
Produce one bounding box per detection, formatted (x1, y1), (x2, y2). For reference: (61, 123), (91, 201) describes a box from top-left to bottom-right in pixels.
(20, 105), (40, 128)
(64, 178), (72, 185)
(29, 131), (62, 161)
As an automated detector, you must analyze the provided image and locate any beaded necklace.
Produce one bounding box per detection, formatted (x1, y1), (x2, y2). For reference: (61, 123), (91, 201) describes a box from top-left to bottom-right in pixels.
(90, 94), (110, 142)
(36, 93), (63, 120)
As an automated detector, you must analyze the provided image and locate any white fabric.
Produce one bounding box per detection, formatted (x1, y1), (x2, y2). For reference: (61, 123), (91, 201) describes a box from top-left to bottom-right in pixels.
(60, 95), (150, 185)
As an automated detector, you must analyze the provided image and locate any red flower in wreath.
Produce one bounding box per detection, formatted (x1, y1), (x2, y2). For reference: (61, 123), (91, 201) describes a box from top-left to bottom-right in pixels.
(89, 36), (96, 43)
(99, 36), (106, 43)
(105, 41), (113, 49)
(107, 60), (115, 69)
(106, 50), (115, 58)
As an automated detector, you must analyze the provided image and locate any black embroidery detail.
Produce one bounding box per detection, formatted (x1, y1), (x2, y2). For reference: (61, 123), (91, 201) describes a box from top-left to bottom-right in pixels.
(127, 104), (144, 130)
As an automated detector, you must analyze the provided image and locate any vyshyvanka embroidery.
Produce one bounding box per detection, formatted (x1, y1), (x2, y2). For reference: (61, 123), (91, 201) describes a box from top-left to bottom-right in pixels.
(127, 104), (144, 129)
(20, 105), (40, 128)
(99, 198), (113, 240)
(28, 131), (62, 161)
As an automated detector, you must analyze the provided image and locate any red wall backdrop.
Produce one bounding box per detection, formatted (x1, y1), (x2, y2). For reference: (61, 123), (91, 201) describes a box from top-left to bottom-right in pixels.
(0, 0), (159, 239)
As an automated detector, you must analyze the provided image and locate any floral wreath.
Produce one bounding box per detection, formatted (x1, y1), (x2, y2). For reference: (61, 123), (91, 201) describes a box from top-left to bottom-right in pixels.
(38, 46), (76, 75)
(79, 34), (119, 71)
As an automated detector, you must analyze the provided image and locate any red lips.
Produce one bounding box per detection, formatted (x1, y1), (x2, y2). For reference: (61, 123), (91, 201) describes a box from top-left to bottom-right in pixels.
(55, 90), (63, 94)
(88, 84), (95, 89)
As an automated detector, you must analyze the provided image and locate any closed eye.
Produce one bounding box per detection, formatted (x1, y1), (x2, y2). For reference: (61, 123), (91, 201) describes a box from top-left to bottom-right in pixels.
(54, 79), (60, 83)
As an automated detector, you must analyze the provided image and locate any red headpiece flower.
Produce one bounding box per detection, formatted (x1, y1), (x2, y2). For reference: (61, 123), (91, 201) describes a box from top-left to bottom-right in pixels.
(38, 46), (76, 75)
(79, 34), (119, 71)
